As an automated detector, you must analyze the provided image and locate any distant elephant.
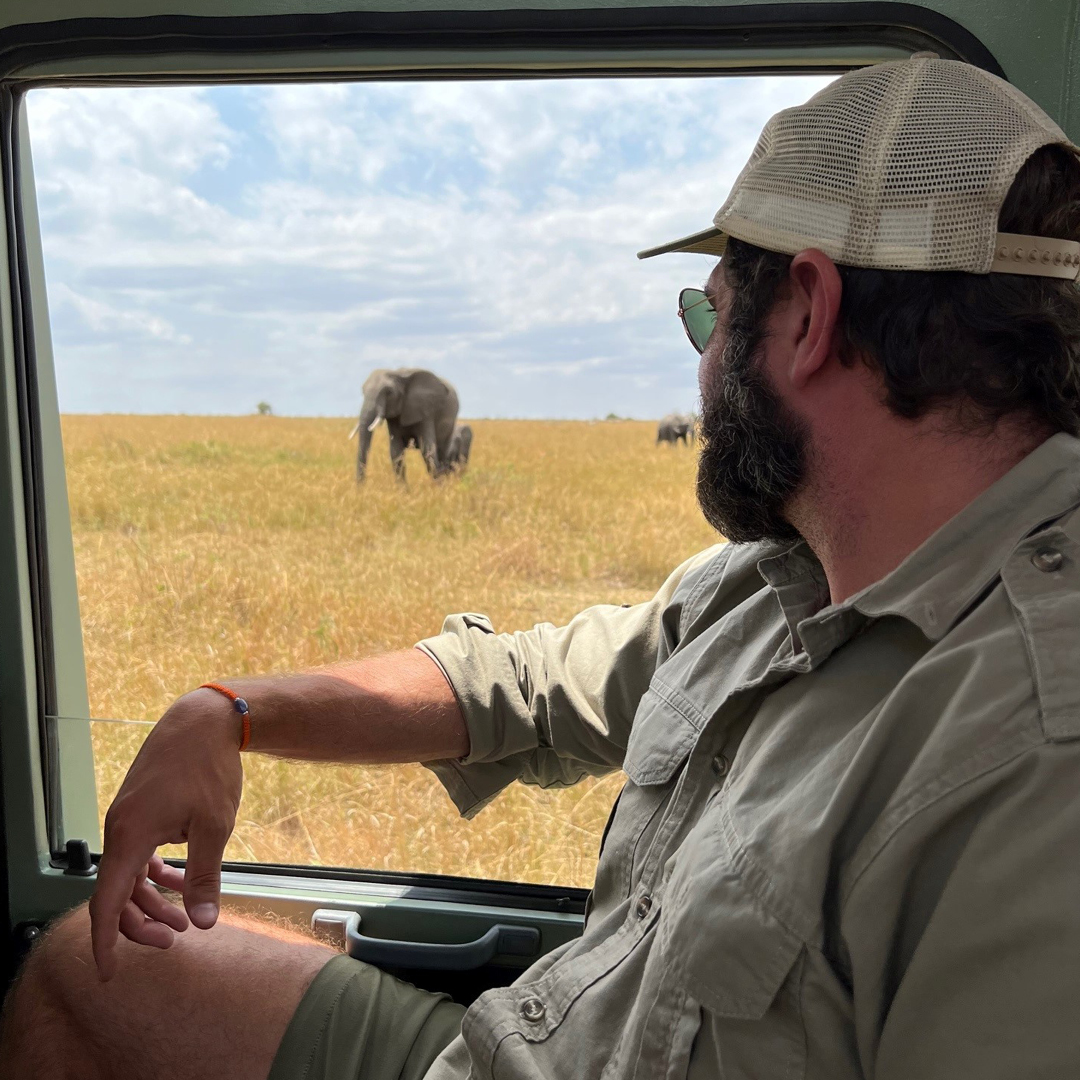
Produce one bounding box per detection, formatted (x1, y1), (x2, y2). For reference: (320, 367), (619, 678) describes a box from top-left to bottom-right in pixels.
(657, 412), (696, 446)
(349, 368), (459, 483)
(445, 423), (473, 472)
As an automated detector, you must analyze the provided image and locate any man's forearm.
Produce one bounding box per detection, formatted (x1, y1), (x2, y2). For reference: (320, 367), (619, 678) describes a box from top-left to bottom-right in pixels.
(89, 648), (468, 978)
(194, 648), (469, 765)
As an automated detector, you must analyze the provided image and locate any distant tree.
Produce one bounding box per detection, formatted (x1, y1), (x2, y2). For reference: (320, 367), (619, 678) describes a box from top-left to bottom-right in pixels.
(604, 412), (624, 421)
(256, 402), (273, 416)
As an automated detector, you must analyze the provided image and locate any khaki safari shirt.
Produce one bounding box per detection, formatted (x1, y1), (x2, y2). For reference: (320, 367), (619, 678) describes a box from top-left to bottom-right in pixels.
(417, 432), (1080, 1080)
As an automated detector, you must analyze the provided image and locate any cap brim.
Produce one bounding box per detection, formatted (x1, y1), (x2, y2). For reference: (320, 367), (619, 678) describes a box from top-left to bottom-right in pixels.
(637, 226), (729, 260)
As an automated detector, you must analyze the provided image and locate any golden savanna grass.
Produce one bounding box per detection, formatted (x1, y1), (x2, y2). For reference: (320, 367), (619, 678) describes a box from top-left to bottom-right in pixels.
(64, 415), (717, 888)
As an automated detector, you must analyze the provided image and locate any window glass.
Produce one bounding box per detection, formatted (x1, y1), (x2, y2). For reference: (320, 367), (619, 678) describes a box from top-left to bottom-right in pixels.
(28, 74), (830, 887)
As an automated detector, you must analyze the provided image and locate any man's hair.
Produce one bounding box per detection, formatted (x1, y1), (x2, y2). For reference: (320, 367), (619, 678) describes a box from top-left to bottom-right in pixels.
(722, 144), (1080, 435)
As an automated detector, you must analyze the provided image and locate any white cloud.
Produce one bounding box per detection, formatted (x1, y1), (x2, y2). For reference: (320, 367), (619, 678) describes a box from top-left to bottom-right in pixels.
(26, 75), (833, 418)
(512, 355), (614, 378)
(29, 86), (232, 175)
(51, 283), (192, 345)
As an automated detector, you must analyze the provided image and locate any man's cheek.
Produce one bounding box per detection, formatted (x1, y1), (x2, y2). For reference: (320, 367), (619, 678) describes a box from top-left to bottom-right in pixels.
(695, 332), (730, 401)
(698, 334), (725, 394)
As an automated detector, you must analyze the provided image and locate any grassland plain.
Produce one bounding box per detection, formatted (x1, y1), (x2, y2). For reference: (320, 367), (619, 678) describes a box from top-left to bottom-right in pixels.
(63, 414), (719, 888)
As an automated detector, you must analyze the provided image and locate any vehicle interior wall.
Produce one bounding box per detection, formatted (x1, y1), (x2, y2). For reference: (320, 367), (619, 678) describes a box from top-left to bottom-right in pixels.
(0, 0), (1075, 1001)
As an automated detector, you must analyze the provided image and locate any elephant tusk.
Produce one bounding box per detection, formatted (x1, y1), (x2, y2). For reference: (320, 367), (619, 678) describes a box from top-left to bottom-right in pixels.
(347, 422), (361, 439)
(367, 415), (385, 433)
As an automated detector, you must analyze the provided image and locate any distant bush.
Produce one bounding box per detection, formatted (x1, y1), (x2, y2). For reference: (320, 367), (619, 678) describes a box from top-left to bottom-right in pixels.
(256, 402), (273, 416)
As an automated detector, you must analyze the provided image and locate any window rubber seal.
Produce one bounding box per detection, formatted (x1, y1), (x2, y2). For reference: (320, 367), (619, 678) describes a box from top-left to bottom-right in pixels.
(0, 4), (1003, 82)
(1, 85), (62, 859)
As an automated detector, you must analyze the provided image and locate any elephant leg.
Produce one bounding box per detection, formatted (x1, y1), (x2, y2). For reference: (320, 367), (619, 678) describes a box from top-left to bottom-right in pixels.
(356, 425), (374, 483)
(389, 429), (407, 483)
(419, 419), (440, 478)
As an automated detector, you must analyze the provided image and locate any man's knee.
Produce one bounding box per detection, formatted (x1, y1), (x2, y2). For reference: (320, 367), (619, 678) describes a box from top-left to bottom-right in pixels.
(0, 906), (90, 1078)
(43, 900), (94, 964)
(7, 903), (87, 1001)
(4, 899), (155, 1045)
(2, 899), (335, 1080)
(17, 903), (95, 1008)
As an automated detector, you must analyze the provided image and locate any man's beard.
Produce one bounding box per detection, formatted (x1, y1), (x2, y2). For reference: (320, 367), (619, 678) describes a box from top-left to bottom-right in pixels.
(696, 323), (809, 545)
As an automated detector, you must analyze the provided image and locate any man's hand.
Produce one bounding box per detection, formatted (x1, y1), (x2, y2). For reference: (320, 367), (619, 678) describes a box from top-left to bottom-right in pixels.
(89, 689), (244, 981)
(88, 651), (467, 981)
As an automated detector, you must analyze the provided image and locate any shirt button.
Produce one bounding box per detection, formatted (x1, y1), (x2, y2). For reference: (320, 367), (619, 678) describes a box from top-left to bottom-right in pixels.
(712, 754), (729, 777)
(520, 997), (546, 1022)
(635, 895), (653, 919)
(1032, 547), (1064, 573)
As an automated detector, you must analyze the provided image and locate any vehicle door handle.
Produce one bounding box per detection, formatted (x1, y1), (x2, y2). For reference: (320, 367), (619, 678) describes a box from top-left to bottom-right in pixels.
(312, 909), (540, 970)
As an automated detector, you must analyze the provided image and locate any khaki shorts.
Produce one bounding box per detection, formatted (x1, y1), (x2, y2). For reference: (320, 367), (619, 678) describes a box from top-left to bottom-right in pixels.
(269, 954), (466, 1080)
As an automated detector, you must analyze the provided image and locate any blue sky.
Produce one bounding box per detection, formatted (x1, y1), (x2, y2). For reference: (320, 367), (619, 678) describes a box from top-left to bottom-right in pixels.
(26, 75), (832, 419)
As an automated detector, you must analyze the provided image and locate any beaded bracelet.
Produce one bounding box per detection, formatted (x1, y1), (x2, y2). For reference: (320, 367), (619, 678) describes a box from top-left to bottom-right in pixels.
(199, 682), (251, 751)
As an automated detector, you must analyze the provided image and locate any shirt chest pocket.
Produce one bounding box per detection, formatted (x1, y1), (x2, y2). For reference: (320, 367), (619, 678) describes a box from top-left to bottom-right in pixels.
(591, 687), (701, 905)
(664, 820), (808, 1080)
(623, 683), (703, 785)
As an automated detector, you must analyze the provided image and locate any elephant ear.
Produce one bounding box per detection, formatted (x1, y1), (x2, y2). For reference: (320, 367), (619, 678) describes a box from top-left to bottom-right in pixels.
(382, 379), (405, 418)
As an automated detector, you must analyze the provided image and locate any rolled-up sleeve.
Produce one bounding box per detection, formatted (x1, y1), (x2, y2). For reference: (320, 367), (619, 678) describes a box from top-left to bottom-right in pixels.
(417, 547), (723, 817)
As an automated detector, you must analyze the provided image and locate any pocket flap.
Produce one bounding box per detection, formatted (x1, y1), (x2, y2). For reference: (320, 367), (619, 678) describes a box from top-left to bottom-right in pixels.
(666, 827), (803, 1019)
(622, 685), (702, 786)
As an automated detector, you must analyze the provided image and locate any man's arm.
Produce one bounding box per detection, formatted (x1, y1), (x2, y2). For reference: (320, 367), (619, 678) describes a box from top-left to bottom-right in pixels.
(418, 545), (726, 816)
(212, 649), (468, 763)
(90, 544), (725, 980)
(90, 648), (465, 981)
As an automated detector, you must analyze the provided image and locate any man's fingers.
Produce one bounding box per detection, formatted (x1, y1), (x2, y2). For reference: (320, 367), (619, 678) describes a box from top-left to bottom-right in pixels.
(118, 901), (175, 950)
(146, 854), (186, 892)
(182, 820), (231, 929)
(132, 878), (190, 933)
(90, 834), (158, 981)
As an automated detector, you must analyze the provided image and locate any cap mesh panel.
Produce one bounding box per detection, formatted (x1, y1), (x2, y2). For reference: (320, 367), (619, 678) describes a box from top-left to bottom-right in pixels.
(711, 58), (1075, 272)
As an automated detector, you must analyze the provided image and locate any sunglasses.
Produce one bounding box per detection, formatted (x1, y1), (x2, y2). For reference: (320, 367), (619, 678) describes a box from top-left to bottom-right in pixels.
(678, 287), (718, 354)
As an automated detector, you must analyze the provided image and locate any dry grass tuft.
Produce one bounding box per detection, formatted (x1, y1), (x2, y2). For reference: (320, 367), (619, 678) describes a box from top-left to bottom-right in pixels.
(66, 414), (717, 887)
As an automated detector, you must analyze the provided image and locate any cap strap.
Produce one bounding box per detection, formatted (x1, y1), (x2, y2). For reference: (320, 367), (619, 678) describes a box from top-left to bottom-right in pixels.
(991, 232), (1080, 279)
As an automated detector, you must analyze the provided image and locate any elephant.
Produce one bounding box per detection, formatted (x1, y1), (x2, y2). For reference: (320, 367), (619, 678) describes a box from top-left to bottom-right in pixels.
(445, 423), (473, 472)
(348, 368), (459, 483)
(657, 412), (696, 446)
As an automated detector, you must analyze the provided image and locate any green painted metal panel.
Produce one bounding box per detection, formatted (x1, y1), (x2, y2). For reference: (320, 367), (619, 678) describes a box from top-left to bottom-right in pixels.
(0, 89), (53, 929)
(15, 105), (99, 856)
(0, 4), (1072, 134)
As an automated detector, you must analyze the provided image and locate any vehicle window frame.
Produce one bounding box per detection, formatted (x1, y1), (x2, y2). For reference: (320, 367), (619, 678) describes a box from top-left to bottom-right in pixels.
(0, 3), (1009, 936)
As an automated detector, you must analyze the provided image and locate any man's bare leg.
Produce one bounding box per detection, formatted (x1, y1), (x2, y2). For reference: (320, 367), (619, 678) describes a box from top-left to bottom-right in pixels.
(0, 902), (335, 1080)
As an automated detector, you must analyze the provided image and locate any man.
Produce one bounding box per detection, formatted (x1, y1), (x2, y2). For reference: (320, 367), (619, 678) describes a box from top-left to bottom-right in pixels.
(4, 55), (1080, 1079)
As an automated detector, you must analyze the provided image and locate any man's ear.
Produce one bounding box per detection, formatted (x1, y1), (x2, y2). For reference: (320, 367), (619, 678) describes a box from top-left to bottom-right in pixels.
(784, 249), (843, 389)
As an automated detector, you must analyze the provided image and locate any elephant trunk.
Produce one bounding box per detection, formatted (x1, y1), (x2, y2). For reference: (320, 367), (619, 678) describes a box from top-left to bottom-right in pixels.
(356, 399), (383, 483)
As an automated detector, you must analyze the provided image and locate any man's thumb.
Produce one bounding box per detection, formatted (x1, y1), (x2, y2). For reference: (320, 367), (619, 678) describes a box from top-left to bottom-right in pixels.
(183, 821), (229, 929)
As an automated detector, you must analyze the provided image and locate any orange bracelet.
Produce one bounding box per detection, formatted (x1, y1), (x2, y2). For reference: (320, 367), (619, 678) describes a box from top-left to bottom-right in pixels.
(199, 682), (251, 751)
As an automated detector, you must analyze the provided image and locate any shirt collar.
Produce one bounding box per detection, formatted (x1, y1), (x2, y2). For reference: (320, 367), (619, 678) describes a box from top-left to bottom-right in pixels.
(756, 432), (1080, 658)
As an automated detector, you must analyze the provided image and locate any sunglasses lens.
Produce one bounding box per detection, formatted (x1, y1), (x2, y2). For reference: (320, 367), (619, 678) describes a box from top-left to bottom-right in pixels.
(678, 288), (717, 353)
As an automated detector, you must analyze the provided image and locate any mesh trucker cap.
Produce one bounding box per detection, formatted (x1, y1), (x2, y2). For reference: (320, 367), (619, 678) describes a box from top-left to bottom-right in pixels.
(638, 57), (1080, 280)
